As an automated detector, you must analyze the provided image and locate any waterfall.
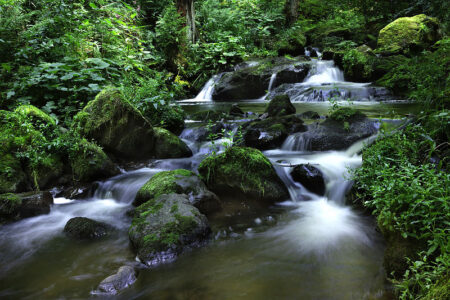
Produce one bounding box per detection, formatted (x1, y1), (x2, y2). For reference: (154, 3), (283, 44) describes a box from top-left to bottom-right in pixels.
(268, 73), (277, 93)
(194, 75), (219, 101)
(305, 60), (344, 84)
(281, 132), (311, 151)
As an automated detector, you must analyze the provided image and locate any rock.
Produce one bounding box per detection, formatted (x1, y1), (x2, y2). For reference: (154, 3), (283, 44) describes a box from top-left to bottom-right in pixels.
(134, 169), (221, 215)
(144, 104), (185, 135)
(153, 127), (192, 159)
(305, 46), (318, 58)
(0, 153), (28, 194)
(0, 191), (54, 223)
(69, 139), (119, 182)
(190, 110), (228, 122)
(229, 104), (244, 116)
(265, 95), (296, 117)
(212, 58), (310, 101)
(298, 109), (377, 151)
(299, 111), (320, 119)
(96, 266), (137, 295)
(241, 114), (306, 150)
(64, 217), (108, 240)
(198, 147), (289, 203)
(73, 88), (155, 160)
(322, 50), (334, 60)
(180, 122), (230, 143)
(377, 14), (441, 56)
(14, 105), (56, 128)
(129, 193), (211, 266)
(290, 164), (326, 195)
(29, 153), (65, 189)
(342, 45), (376, 82)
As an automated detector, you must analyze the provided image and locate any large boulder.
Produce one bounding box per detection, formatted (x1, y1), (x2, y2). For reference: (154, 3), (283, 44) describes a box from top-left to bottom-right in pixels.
(14, 105), (57, 128)
(212, 59), (310, 101)
(129, 193), (211, 266)
(134, 169), (221, 215)
(265, 95), (296, 117)
(0, 191), (53, 223)
(69, 139), (119, 182)
(73, 89), (156, 160)
(198, 147), (289, 203)
(241, 114), (306, 150)
(297, 108), (377, 151)
(290, 164), (326, 195)
(96, 266), (137, 295)
(153, 128), (192, 159)
(377, 14), (441, 56)
(63, 217), (109, 240)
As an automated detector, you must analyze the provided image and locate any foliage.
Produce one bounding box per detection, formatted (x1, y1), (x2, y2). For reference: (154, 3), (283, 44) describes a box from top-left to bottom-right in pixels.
(352, 111), (450, 299)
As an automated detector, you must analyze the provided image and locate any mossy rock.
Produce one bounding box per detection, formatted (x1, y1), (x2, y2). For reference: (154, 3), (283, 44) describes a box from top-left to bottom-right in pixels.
(377, 14), (441, 56)
(198, 147), (289, 203)
(0, 191), (53, 223)
(241, 114), (306, 150)
(265, 94), (296, 117)
(0, 153), (28, 194)
(153, 127), (192, 159)
(73, 88), (155, 160)
(14, 105), (56, 128)
(27, 153), (64, 189)
(69, 139), (119, 182)
(134, 169), (221, 215)
(0, 193), (22, 223)
(144, 104), (185, 135)
(422, 275), (450, 300)
(129, 193), (210, 266)
(64, 217), (109, 240)
(342, 45), (376, 82)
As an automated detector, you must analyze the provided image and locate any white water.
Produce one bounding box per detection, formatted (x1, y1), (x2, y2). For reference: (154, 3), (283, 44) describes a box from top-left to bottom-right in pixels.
(304, 60), (344, 84)
(268, 73), (277, 92)
(193, 75), (219, 101)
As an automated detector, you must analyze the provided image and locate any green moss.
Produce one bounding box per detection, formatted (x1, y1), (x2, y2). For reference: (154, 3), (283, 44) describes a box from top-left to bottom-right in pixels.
(274, 27), (306, 55)
(0, 193), (22, 219)
(144, 104), (185, 135)
(342, 46), (375, 81)
(153, 127), (192, 159)
(377, 14), (441, 55)
(329, 107), (361, 122)
(134, 169), (195, 206)
(266, 94), (296, 117)
(423, 275), (450, 300)
(14, 105), (56, 128)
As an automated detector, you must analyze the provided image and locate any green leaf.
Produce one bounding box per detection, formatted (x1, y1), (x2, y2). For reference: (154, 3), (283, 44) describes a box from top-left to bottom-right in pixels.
(89, 2), (98, 9)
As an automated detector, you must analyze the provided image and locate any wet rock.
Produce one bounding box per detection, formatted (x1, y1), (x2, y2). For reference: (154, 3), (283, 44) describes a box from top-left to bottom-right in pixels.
(290, 164), (326, 195)
(241, 114), (306, 150)
(96, 266), (137, 295)
(64, 217), (108, 240)
(73, 88), (155, 160)
(180, 122), (230, 143)
(299, 109), (377, 151)
(377, 14), (441, 56)
(69, 139), (119, 182)
(129, 193), (211, 266)
(265, 95), (296, 117)
(272, 63), (310, 89)
(153, 127), (192, 159)
(322, 50), (334, 60)
(0, 191), (53, 223)
(299, 111), (320, 119)
(229, 104), (245, 116)
(198, 147), (289, 203)
(134, 169), (221, 215)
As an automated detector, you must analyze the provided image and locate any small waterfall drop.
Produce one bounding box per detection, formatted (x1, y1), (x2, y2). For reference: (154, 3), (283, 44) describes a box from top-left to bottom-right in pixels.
(268, 73), (277, 93)
(305, 60), (344, 84)
(194, 75), (219, 101)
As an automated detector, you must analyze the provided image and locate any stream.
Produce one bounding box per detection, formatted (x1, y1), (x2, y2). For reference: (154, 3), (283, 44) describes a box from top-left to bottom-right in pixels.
(0, 58), (419, 299)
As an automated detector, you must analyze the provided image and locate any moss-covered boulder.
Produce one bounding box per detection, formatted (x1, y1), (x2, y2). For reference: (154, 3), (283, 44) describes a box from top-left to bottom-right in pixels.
(0, 191), (53, 223)
(69, 139), (119, 182)
(129, 193), (210, 266)
(342, 45), (376, 82)
(27, 153), (64, 189)
(377, 14), (441, 56)
(64, 217), (109, 240)
(0, 154), (28, 194)
(241, 114), (306, 150)
(198, 147), (289, 203)
(73, 88), (155, 160)
(296, 109), (377, 151)
(265, 95), (296, 117)
(153, 127), (192, 159)
(134, 169), (221, 215)
(14, 105), (56, 128)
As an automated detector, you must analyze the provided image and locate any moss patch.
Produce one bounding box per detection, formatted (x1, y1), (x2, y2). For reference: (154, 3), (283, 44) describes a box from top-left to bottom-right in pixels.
(14, 105), (56, 128)
(0, 193), (22, 222)
(153, 127), (192, 159)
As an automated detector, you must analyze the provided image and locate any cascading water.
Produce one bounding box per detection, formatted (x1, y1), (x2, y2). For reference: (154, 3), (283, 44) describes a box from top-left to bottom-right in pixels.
(192, 75), (220, 102)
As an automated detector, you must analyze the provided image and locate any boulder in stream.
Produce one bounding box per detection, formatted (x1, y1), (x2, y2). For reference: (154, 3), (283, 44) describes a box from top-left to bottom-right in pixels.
(290, 164), (326, 196)
(198, 147), (289, 203)
(96, 265), (137, 295)
(240, 114), (306, 150)
(64, 217), (109, 240)
(134, 169), (221, 215)
(153, 128), (193, 159)
(265, 94), (296, 117)
(0, 191), (53, 223)
(129, 193), (211, 266)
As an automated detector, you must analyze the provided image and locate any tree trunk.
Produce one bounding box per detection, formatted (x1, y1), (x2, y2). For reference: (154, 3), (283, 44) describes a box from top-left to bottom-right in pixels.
(176, 0), (196, 43)
(285, 0), (299, 26)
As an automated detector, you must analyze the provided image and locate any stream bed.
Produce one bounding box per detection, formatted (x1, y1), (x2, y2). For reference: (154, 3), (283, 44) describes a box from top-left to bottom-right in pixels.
(0, 58), (418, 299)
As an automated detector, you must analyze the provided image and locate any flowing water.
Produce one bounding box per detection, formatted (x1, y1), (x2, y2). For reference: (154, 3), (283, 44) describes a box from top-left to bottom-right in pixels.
(0, 58), (417, 299)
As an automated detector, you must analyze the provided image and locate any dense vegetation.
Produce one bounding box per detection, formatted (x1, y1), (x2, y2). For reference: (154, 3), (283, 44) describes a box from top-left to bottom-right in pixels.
(0, 0), (448, 298)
